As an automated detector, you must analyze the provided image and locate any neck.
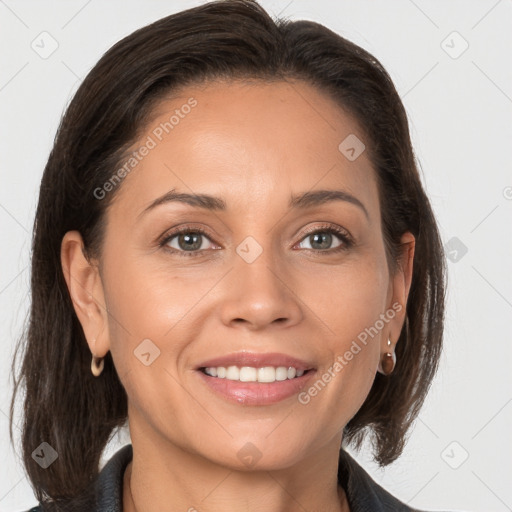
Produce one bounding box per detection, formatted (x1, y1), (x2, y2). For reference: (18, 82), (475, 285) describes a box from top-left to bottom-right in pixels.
(122, 438), (349, 512)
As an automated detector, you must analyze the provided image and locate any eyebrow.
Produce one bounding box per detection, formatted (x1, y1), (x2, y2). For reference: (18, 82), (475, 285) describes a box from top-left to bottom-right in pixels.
(138, 188), (369, 219)
(289, 189), (368, 219)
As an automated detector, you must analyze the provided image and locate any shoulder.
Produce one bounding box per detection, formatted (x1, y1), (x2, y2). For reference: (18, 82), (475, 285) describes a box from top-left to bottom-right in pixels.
(18, 444), (133, 512)
(338, 448), (453, 512)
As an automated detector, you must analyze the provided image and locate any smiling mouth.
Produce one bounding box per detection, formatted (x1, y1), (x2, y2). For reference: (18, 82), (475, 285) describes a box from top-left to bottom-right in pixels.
(199, 365), (312, 383)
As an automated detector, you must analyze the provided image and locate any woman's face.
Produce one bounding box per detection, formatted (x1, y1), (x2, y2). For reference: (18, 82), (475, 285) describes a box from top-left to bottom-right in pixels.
(64, 79), (413, 470)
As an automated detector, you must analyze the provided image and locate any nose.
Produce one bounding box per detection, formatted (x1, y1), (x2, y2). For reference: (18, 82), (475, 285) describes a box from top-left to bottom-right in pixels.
(219, 246), (303, 331)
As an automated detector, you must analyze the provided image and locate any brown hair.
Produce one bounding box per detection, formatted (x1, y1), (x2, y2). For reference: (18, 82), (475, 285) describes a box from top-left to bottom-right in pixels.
(9, 0), (446, 508)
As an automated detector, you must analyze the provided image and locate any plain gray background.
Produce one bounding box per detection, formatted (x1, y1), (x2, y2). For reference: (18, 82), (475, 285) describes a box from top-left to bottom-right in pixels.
(1, 1), (511, 511)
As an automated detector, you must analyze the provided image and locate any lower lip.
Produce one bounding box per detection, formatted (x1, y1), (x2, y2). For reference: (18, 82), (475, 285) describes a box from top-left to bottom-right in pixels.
(195, 369), (316, 405)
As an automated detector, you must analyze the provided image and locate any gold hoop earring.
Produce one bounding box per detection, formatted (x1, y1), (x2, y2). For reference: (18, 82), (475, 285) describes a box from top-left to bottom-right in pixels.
(377, 339), (396, 376)
(91, 354), (104, 377)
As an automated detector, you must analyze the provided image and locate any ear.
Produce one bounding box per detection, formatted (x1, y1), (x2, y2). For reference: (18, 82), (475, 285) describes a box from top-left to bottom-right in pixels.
(60, 230), (110, 358)
(386, 231), (415, 344)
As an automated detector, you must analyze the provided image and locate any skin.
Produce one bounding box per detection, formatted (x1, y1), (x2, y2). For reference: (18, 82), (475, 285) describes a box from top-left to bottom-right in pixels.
(61, 79), (414, 512)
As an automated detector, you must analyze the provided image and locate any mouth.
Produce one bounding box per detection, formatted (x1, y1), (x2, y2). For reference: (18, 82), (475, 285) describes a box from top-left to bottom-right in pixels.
(194, 352), (317, 405)
(195, 358), (317, 405)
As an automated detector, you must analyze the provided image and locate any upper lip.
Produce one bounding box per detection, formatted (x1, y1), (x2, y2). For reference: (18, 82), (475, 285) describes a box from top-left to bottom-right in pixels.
(196, 352), (315, 372)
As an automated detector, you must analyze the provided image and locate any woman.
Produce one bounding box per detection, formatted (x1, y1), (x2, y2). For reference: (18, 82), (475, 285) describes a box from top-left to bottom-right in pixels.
(10, 1), (448, 510)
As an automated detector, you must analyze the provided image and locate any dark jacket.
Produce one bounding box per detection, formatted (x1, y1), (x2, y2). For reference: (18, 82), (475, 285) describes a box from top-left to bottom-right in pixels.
(22, 443), (446, 511)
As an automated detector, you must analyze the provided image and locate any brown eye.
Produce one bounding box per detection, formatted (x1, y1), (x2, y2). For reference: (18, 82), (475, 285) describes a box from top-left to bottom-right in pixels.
(170, 232), (207, 251)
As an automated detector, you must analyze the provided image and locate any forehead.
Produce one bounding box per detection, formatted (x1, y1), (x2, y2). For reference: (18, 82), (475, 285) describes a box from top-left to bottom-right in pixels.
(111, 79), (378, 220)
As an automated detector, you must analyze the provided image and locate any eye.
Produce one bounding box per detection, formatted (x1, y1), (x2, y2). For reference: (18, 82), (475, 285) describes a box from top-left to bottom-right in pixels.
(161, 226), (218, 257)
(296, 225), (353, 253)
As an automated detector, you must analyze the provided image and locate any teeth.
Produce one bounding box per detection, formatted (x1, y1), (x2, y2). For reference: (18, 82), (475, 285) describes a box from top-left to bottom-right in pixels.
(258, 367), (276, 383)
(226, 366), (240, 380)
(203, 365), (307, 382)
(275, 367), (288, 381)
(240, 367), (257, 381)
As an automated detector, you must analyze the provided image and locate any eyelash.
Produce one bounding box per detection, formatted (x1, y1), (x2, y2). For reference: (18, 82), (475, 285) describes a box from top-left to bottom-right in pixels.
(159, 223), (354, 258)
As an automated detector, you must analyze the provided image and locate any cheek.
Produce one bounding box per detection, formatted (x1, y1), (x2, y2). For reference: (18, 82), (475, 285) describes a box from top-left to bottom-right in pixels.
(294, 249), (389, 346)
(297, 251), (388, 413)
(334, 255), (389, 368)
(99, 245), (184, 371)
(101, 255), (204, 430)
(101, 242), (189, 333)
